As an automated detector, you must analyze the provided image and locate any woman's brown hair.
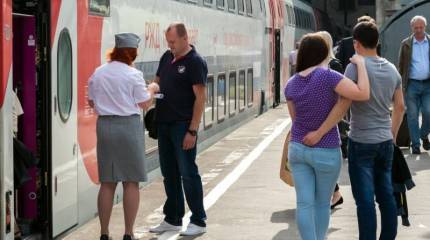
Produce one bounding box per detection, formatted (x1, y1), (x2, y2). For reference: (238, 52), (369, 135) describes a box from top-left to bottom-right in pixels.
(295, 33), (329, 73)
(107, 47), (137, 65)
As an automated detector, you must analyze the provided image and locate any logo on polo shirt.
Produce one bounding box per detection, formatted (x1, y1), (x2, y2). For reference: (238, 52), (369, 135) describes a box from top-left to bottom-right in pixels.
(178, 65), (186, 74)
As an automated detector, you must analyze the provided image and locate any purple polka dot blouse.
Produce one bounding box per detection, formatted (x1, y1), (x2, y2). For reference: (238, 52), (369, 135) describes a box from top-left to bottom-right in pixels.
(285, 67), (343, 148)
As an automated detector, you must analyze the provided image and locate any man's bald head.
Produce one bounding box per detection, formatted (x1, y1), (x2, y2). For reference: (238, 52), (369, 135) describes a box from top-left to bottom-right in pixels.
(166, 23), (188, 38)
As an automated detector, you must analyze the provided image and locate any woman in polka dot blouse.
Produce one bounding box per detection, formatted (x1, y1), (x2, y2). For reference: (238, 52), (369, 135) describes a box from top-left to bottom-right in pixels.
(285, 33), (370, 240)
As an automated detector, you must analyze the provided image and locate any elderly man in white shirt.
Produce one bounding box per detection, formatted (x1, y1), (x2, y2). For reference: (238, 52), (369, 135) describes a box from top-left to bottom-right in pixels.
(398, 15), (430, 154)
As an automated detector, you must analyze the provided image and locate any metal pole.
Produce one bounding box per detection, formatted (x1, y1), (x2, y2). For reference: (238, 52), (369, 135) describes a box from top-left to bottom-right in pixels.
(376, 0), (384, 27)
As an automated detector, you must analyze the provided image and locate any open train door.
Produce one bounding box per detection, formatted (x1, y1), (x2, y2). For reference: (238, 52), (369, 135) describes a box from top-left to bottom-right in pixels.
(0, 1), (14, 240)
(50, 0), (78, 236)
(268, 0), (282, 108)
(273, 29), (281, 107)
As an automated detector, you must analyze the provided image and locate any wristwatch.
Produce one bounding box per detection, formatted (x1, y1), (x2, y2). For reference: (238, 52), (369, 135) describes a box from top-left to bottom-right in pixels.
(187, 129), (197, 136)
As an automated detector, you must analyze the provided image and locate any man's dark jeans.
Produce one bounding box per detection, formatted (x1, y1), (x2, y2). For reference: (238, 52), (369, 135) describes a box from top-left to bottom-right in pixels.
(158, 122), (206, 227)
(348, 139), (397, 240)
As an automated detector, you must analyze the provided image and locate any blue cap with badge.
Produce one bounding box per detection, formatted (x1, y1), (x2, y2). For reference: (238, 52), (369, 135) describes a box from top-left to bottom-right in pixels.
(114, 33), (141, 48)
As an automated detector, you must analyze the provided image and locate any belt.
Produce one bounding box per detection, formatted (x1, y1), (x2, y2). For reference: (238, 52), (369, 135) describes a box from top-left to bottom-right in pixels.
(99, 114), (139, 118)
(410, 78), (430, 82)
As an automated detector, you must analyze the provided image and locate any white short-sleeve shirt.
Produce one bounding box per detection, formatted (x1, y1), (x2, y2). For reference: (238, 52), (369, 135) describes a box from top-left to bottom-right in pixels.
(12, 90), (24, 135)
(88, 61), (151, 116)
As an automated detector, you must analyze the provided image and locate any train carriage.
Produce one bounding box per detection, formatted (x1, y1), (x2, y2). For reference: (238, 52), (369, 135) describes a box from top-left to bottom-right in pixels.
(0, 0), (315, 239)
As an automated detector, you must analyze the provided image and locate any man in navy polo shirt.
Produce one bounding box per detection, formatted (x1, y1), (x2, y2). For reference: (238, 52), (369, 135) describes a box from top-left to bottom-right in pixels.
(149, 23), (207, 236)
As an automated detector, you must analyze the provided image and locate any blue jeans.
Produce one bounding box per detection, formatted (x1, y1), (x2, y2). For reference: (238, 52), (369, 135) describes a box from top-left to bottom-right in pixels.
(288, 142), (341, 240)
(158, 122), (207, 227)
(406, 79), (430, 147)
(348, 139), (397, 240)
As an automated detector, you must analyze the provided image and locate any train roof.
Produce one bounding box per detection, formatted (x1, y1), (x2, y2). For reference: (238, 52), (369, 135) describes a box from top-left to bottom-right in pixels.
(380, 0), (429, 34)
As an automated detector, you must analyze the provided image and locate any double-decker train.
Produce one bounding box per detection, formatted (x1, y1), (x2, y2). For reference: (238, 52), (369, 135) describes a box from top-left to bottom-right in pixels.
(0, 0), (317, 238)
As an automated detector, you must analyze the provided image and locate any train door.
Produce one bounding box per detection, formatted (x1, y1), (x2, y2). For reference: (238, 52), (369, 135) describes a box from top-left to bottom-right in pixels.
(50, 0), (78, 236)
(273, 29), (281, 107)
(0, 1), (13, 240)
(13, 12), (39, 238)
(268, 0), (282, 108)
(10, 1), (51, 239)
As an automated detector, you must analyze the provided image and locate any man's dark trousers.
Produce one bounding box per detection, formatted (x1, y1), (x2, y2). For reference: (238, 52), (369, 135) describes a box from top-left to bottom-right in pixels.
(158, 122), (207, 227)
(348, 139), (397, 240)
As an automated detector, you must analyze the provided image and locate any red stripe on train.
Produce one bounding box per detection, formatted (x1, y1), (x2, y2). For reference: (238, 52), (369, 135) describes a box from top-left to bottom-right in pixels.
(77, 1), (103, 184)
(50, 0), (61, 45)
(0, 0), (12, 108)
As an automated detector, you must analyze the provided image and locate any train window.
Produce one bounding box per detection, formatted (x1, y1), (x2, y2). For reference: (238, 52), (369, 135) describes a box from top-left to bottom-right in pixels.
(305, 13), (309, 29)
(217, 0), (225, 9)
(305, 12), (309, 29)
(259, 0), (266, 15)
(227, 0), (236, 12)
(239, 70), (245, 111)
(302, 10), (306, 28)
(302, 12), (306, 28)
(311, 16), (315, 30)
(204, 0), (213, 6)
(89, 0), (110, 16)
(290, 6), (296, 25)
(286, 5), (292, 25)
(247, 68), (253, 106)
(299, 10), (304, 28)
(229, 72), (236, 116)
(57, 29), (73, 122)
(238, 0), (245, 14)
(217, 74), (226, 121)
(188, 0), (198, 4)
(300, 10), (305, 28)
(245, 0), (252, 15)
(294, 8), (299, 28)
(205, 75), (214, 127)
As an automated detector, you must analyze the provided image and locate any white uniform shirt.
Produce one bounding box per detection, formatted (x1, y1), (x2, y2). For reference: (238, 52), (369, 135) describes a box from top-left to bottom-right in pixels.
(88, 61), (150, 116)
(289, 50), (297, 66)
(12, 90), (24, 135)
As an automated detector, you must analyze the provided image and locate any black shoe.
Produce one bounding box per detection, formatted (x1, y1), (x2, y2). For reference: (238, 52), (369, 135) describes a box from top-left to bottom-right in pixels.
(123, 234), (134, 240)
(100, 234), (110, 240)
(331, 196), (344, 209)
(422, 137), (430, 150)
(412, 146), (421, 154)
(402, 216), (411, 227)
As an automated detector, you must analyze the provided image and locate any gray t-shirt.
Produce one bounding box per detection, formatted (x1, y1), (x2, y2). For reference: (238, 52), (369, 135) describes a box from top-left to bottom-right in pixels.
(344, 56), (401, 143)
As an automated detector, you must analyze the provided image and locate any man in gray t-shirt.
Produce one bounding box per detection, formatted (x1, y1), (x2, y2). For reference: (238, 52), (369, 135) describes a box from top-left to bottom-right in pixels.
(345, 57), (402, 143)
(306, 22), (405, 240)
(342, 22), (405, 240)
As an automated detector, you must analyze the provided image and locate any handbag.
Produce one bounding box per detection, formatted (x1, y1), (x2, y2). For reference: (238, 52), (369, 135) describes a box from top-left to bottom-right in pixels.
(144, 107), (157, 139)
(280, 130), (294, 186)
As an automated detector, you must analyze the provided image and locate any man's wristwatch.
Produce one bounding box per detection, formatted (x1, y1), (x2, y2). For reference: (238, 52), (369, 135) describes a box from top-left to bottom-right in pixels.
(187, 129), (197, 136)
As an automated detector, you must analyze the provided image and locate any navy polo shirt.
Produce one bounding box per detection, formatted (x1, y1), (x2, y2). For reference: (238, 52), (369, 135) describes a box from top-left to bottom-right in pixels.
(155, 46), (208, 123)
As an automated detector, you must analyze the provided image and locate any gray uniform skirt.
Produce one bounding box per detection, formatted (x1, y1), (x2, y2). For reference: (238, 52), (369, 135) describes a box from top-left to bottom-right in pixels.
(96, 115), (147, 182)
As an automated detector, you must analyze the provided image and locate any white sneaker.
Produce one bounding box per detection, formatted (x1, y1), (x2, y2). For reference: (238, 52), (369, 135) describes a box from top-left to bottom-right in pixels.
(149, 221), (182, 233)
(180, 223), (207, 236)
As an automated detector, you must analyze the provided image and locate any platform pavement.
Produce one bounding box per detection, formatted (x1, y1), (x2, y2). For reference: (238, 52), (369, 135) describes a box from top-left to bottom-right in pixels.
(63, 104), (430, 240)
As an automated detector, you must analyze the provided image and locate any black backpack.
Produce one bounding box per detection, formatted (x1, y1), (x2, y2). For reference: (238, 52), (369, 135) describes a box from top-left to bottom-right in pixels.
(144, 107), (158, 139)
